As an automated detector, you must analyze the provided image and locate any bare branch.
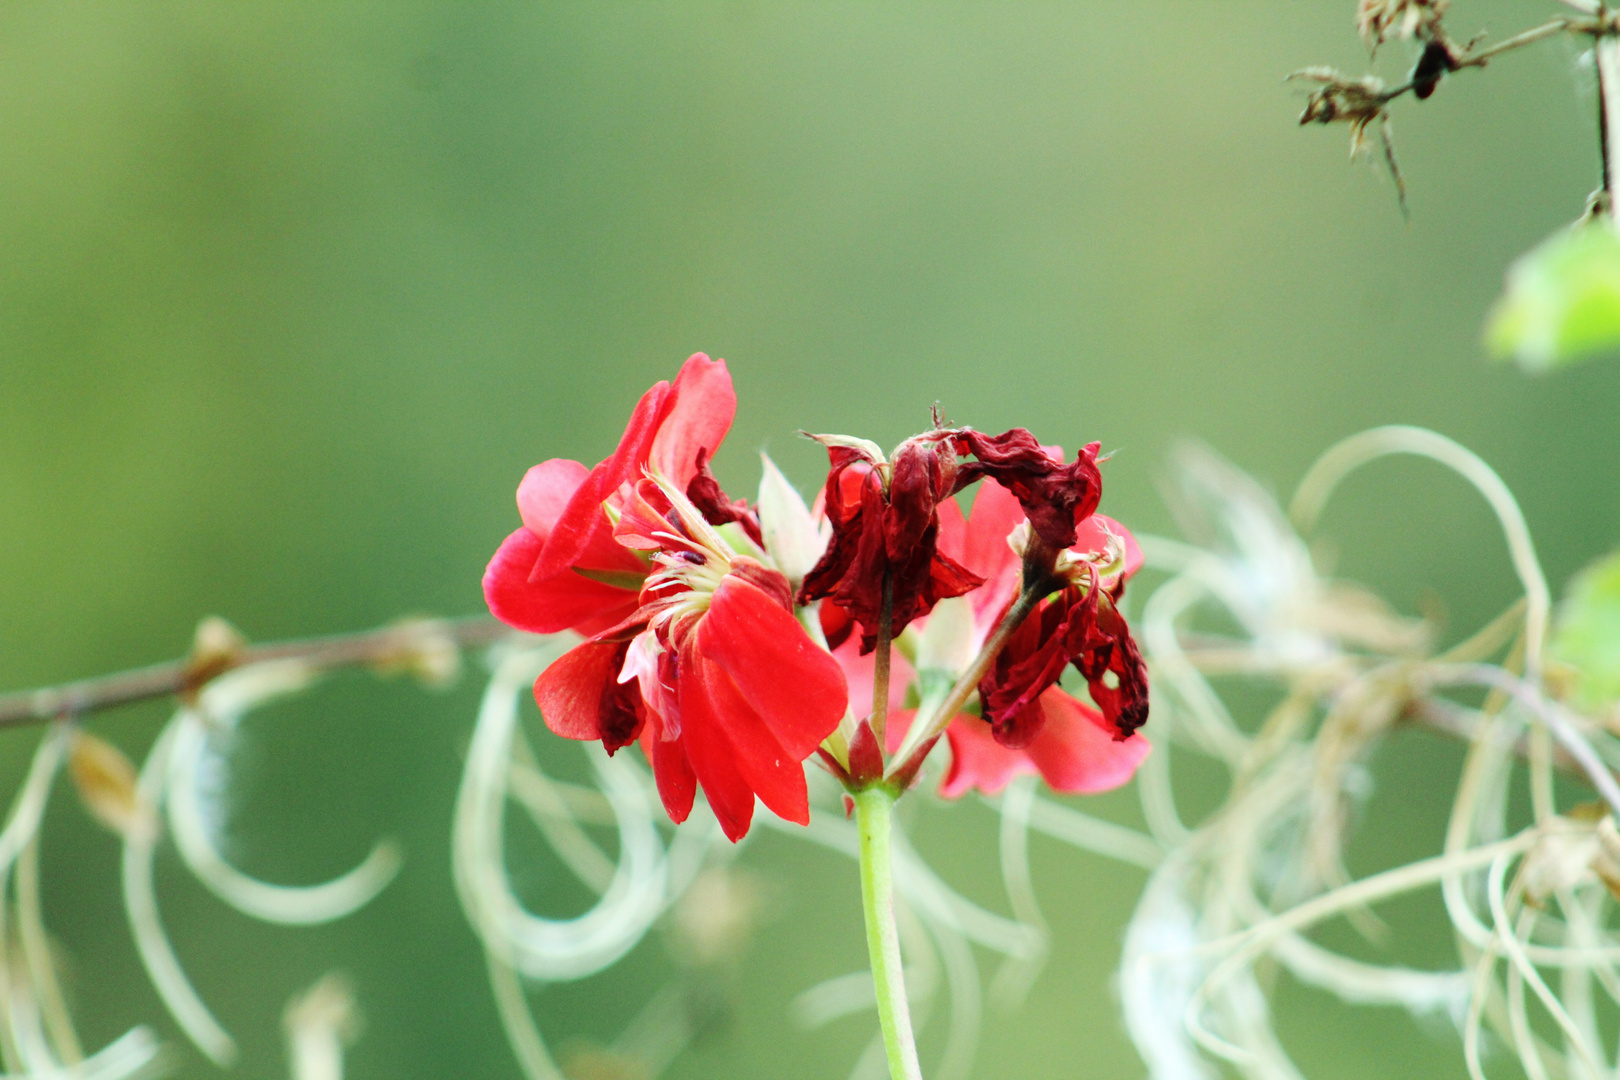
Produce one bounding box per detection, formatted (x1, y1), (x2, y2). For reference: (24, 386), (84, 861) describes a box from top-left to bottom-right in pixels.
(0, 615), (512, 728)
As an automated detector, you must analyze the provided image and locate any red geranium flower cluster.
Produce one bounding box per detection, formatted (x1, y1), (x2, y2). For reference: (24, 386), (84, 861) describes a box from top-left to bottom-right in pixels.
(484, 355), (846, 840)
(484, 355), (1151, 839)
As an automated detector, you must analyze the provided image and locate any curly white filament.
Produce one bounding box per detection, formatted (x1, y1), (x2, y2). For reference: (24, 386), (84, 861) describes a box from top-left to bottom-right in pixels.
(988, 774), (1046, 1008)
(166, 663), (401, 924)
(1288, 424), (1551, 679)
(1117, 432), (1597, 1080)
(0, 727), (67, 877)
(453, 643), (667, 982)
(123, 720), (236, 1066)
(1007, 792), (1163, 869)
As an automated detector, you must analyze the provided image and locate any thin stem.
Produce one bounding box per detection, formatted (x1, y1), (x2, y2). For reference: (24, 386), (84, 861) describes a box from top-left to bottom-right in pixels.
(1595, 29), (1620, 221)
(0, 614), (509, 728)
(855, 786), (923, 1080)
(888, 584), (1042, 776)
(870, 574), (896, 749)
(1371, 18), (1577, 103)
(1454, 19), (1575, 69)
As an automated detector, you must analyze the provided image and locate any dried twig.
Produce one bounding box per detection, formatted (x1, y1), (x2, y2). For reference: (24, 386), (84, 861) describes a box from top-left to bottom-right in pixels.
(0, 614), (510, 728)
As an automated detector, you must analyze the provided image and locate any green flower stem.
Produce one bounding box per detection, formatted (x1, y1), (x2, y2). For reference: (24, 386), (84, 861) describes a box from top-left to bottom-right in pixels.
(855, 786), (923, 1080)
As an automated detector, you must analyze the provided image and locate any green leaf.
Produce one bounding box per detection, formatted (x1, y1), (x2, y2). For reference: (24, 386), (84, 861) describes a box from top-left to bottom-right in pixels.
(1486, 221), (1620, 373)
(1551, 549), (1620, 709)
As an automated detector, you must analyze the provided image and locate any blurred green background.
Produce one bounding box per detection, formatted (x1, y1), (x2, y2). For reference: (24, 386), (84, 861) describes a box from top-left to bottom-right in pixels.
(0, 2), (1616, 1077)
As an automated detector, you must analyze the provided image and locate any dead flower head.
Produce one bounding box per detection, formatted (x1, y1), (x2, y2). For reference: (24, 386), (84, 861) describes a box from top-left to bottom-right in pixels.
(1356, 0), (1447, 51)
(1292, 68), (1386, 141)
(1290, 68), (1407, 211)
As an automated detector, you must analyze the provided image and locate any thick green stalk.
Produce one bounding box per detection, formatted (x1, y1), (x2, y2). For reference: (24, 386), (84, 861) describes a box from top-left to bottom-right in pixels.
(855, 786), (923, 1080)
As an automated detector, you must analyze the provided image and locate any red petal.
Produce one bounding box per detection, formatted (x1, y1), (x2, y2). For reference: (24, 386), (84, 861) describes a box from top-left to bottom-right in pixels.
(483, 528), (641, 635)
(516, 459), (590, 539)
(954, 430), (1100, 551)
(612, 478), (676, 551)
(675, 664), (758, 842)
(650, 354), (736, 489)
(1023, 688), (1150, 793)
(533, 378), (672, 581)
(684, 649), (809, 825)
(696, 576), (848, 760)
(533, 641), (629, 741)
(639, 720), (696, 824)
(940, 714), (1036, 798)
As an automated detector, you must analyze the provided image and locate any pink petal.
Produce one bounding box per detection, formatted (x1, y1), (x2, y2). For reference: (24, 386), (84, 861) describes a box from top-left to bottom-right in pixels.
(650, 354), (736, 489)
(1075, 514), (1144, 581)
(961, 481), (1027, 625)
(833, 635), (914, 726)
(883, 709), (917, 756)
(684, 649), (809, 826)
(940, 713), (1036, 798)
(516, 459), (590, 539)
(935, 496), (968, 563)
(532, 641), (623, 741)
(695, 576), (848, 760)
(1024, 688), (1150, 793)
(483, 528), (640, 635)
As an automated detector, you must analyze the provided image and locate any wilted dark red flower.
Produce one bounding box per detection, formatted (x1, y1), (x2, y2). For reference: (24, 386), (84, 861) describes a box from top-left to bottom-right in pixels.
(865, 478), (1148, 797)
(799, 434), (984, 651)
(951, 428), (1103, 553)
(978, 531), (1148, 746)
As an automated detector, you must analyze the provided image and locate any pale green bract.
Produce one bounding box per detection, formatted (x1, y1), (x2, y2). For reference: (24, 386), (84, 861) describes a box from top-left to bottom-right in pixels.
(1551, 548), (1620, 709)
(1486, 221), (1620, 371)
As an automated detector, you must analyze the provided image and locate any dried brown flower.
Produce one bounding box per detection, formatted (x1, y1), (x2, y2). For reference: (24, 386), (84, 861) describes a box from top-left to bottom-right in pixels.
(1291, 68), (1407, 211)
(1357, 0), (1448, 51)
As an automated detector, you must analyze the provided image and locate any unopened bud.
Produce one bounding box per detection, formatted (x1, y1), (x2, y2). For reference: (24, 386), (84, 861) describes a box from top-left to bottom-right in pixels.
(562, 1046), (651, 1080)
(182, 616), (248, 702)
(68, 730), (153, 840)
(284, 973), (360, 1080)
(370, 618), (461, 688)
(1594, 816), (1620, 902)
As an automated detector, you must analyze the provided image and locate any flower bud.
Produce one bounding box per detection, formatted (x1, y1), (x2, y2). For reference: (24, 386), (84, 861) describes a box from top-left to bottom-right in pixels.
(69, 730), (153, 840)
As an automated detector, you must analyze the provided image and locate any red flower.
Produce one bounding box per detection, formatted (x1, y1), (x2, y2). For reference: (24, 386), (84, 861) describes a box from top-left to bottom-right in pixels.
(537, 478), (847, 841)
(886, 476), (1149, 797)
(483, 358), (846, 842)
(799, 434), (984, 651)
(483, 353), (738, 637)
